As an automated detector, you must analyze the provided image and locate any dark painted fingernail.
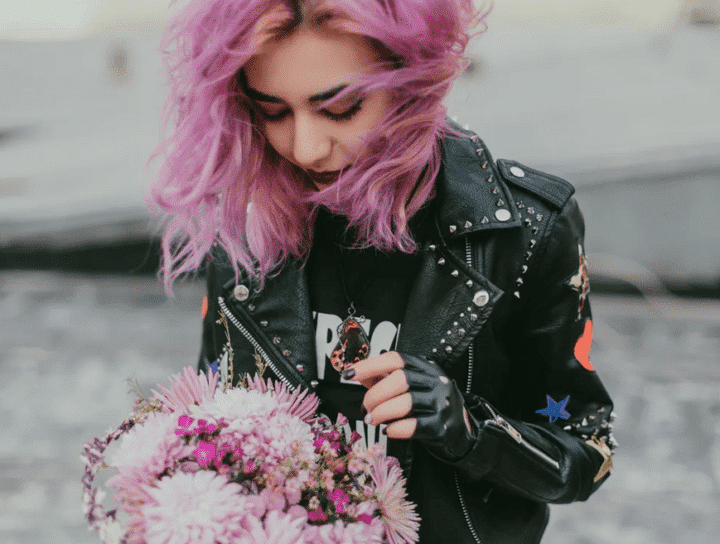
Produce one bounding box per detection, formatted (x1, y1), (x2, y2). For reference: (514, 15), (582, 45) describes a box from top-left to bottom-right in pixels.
(342, 368), (355, 380)
(382, 427), (388, 435)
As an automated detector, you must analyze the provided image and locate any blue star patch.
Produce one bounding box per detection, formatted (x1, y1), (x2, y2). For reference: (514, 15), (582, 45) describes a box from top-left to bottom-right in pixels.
(536, 395), (571, 423)
(205, 359), (219, 376)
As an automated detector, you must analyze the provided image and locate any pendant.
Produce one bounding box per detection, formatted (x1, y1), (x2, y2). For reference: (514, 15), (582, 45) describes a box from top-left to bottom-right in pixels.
(330, 313), (371, 374)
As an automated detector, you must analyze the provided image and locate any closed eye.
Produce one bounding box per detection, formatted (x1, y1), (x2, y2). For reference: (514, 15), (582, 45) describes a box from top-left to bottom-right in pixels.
(256, 97), (365, 123)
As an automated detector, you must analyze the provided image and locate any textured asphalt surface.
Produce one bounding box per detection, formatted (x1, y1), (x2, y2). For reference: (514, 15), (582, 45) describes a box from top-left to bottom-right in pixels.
(1, 271), (719, 544)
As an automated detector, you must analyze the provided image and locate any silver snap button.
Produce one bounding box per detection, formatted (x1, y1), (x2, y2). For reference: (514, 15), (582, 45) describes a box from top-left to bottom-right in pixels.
(439, 376), (449, 384)
(510, 166), (526, 178)
(233, 284), (250, 301)
(495, 209), (512, 222)
(296, 364), (305, 372)
(473, 290), (490, 307)
(310, 380), (319, 388)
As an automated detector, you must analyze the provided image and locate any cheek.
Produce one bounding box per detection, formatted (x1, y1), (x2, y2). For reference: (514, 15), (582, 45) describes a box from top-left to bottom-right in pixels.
(262, 125), (290, 156)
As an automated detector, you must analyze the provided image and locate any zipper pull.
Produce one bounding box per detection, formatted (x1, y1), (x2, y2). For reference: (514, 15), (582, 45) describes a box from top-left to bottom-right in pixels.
(494, 416), (522, 444)
(482, 400), (523, 444)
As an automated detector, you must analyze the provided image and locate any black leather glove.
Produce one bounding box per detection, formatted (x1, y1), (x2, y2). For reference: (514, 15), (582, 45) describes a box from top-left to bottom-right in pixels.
(398, 352), (479, 463)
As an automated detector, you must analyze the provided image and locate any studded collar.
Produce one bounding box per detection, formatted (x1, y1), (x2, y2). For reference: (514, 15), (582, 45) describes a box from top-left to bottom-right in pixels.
(432, 123), (522, 240)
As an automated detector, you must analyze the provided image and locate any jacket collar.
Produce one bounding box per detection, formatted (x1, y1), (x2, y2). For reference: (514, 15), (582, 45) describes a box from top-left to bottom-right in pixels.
(221, 122), (518, 390)
(434, 119), (522, 238)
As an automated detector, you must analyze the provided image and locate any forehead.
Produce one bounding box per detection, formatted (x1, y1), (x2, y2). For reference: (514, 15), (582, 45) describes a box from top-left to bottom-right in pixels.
(243, 27), (380, 99)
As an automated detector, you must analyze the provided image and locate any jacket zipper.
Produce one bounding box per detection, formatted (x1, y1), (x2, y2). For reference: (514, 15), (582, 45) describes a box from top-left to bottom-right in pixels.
(218, 296), (297, 393)
(454, 237), (485, 544)
(481, 400), (560, 470)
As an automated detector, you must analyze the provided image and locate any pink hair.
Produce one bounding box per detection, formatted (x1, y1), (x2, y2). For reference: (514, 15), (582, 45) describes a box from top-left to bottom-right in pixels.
(147, 0), (491, 294)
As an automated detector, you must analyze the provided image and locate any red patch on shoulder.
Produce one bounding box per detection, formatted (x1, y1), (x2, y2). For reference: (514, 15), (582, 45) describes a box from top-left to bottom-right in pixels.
(574, 318), (594, 371)
(201, 295), (209, 321)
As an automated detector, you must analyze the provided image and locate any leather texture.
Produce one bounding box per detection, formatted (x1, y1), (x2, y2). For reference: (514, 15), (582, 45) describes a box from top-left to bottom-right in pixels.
(397, 351), (480, 463)
(196, 117), (615, 544)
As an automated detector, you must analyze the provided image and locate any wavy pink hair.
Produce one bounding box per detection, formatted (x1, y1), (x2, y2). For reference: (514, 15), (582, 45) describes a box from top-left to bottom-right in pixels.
(147, 0), (490, 294)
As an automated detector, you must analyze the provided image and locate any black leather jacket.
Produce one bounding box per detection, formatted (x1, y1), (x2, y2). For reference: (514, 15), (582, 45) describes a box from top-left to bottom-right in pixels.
(197, 119), (615, 543)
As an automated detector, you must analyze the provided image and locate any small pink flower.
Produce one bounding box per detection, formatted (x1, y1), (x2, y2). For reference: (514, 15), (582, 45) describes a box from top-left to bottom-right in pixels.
(349, 431), (362, 446)
(193, 441), (216, 466)
(175, 415), (194, 435)
(308, 509), (328, 522)
(328, 430), (341, 441)
(242, 460), (255, 474)
(348, 457), (364, 474)
(336, 413), (349, 426)
(357, 513), (373, 525)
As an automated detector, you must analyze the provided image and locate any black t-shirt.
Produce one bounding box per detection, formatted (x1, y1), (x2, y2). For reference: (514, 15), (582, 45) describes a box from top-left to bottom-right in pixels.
(306, 196), (436, 461)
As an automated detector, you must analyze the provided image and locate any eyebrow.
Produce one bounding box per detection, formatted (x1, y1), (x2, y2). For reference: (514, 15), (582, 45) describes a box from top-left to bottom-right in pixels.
(244, 82), (350, 104)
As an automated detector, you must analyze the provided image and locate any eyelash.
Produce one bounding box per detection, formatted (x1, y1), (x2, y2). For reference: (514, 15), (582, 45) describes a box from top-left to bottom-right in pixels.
(258, 98), (365, 123)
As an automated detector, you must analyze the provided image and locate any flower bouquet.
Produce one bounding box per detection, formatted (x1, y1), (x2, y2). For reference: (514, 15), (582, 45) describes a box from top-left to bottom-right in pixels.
(81, 362), (420, 544)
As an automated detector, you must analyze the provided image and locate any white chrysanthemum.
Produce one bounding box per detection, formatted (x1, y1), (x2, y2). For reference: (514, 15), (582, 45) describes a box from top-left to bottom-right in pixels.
(199, 388), (282, 423)
(143, 471), (248, 544)
(108, 411), (186, 478)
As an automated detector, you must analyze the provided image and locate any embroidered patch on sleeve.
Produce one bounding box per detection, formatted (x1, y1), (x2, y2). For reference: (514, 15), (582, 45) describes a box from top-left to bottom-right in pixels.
(574, 318), (595, 371)
(567, 243), (590, 320)
(201, 295), (209, 321)
(536, 395), (571, 423)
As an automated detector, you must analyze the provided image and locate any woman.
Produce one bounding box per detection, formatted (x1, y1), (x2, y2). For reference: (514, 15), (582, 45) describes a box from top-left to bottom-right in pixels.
(148, 0), (617, 542)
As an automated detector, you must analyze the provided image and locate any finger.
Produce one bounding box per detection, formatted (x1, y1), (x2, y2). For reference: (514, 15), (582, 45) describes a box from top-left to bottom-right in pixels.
(345, 351), (404, 383)
(365, 392), (412, 427)
(363, 368), (409, 413)
(384, 418), (417, 440)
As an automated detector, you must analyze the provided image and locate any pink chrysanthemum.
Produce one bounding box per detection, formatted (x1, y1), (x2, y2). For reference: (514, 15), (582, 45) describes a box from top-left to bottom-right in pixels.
(302, 518), (384, 544)
(142, 470), (248, 544)
(150, 365), (218, 414)
(369, 457), (421, 544)
(238, 509), (307, 544)
(106, 411), (192, 501)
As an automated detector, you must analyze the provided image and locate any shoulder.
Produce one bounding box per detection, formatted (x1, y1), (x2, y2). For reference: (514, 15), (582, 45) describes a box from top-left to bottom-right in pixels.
(495, 159), (576, 213)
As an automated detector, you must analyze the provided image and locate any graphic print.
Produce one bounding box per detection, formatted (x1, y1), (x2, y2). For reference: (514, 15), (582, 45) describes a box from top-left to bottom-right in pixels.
(314, 311), (402, 456)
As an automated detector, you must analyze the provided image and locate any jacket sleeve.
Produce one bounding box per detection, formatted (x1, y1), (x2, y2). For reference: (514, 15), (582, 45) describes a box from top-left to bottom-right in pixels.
(446, 197), (616, 504)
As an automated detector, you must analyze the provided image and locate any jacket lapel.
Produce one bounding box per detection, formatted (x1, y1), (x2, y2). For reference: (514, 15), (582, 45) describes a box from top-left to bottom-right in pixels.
(225, 121), (521, 387)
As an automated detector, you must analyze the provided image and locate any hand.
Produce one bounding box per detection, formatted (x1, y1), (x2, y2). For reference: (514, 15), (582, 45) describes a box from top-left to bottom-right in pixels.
(342, 351), (478, 462)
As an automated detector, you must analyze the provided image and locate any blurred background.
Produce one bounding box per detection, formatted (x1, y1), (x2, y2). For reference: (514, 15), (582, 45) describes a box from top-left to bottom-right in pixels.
(1, 0), (719, 542)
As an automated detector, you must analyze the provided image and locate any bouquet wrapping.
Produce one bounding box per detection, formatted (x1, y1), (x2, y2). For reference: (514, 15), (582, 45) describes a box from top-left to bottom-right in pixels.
(81, 363), (420, 544)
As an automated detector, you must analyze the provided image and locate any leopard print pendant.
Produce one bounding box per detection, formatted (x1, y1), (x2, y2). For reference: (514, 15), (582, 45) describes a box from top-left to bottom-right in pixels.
(330, 314), (370, 373)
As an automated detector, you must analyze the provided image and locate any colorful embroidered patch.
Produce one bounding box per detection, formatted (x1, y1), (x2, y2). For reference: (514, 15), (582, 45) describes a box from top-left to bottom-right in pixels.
(574, 318), (595, 371)
(567, 243), (590, 320)
(536, 395), (571, 424)
(201, 295), (209, 320)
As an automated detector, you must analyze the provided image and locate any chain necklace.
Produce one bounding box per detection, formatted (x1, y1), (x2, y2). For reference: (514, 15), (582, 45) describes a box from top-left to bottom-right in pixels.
(329, 246), (373, 374)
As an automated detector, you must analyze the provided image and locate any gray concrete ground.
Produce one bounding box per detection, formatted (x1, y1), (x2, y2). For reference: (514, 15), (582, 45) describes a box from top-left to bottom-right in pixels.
(0, 271), (719, 543)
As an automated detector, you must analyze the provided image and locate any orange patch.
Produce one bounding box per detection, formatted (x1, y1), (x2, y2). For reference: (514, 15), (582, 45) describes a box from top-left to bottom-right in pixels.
(574, 318), (594, 371)
(201, 295), (209, 321)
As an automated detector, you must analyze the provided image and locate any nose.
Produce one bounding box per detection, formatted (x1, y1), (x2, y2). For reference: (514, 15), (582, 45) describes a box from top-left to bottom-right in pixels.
(291, 113), (332, 169)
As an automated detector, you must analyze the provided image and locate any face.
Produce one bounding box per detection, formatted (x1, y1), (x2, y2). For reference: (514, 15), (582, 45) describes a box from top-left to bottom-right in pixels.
(243, 26), (394, 190)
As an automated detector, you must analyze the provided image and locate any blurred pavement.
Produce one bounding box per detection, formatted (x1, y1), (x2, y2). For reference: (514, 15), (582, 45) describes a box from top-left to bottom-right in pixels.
(1, 270), (719, 544)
